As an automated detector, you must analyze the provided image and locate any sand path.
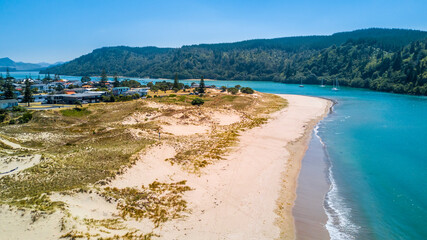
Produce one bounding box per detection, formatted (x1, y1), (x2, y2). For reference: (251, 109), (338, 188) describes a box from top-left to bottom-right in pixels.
(0, 137), (41, 177)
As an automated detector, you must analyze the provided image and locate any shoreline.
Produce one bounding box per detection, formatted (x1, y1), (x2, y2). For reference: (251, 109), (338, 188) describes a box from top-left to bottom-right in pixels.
(151, 94), (332, 239)
(0, 93), (332, 239)
(292, 99), (334, 240)
(275, 94), (332, 240)
(293, 130), (331, 240)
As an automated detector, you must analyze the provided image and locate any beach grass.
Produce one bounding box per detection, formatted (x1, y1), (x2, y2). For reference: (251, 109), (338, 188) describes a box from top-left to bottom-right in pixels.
(166, 92), (287, 171)
(103, 180), (192, 227)
(0, 92), (286, 212)
(0, 100), (157, 207)
(60, 107), (92, 117)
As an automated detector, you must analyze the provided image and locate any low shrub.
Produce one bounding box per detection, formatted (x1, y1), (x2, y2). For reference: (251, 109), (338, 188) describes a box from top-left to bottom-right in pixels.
(18, 112), (33, 123)
(12, 105), (27, 112)
(240, 87), (254, 94)
(0, 113), (7, 122)
(227, 87), (239, 95)
(191, 98), (204, 106)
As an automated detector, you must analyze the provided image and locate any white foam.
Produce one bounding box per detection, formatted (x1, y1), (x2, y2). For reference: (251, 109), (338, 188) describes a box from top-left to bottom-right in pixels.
(314, 126), (360, 240)
(324, 162), (360, 240)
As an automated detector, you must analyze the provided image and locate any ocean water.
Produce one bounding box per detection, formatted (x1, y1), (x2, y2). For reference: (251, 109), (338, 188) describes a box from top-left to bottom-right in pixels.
(4, 72), (427, 239)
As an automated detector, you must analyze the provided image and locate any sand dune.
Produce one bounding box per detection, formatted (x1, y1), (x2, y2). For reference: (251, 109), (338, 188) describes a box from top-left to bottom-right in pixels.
(111, 94), (330, 239)
(0, 94), (331, 239)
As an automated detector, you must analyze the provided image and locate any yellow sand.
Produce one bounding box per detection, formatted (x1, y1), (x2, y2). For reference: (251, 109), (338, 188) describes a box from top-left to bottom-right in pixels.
(0, 94), (331, 239)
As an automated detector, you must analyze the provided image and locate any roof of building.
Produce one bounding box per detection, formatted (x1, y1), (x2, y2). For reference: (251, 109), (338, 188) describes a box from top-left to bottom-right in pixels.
(0, 99), (18, 103)
(50, 92), (104, 98)
(131, 87), (150, 90)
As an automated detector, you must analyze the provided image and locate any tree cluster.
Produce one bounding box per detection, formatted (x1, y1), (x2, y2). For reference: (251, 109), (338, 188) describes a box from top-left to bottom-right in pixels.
(43, 29), (427, 95)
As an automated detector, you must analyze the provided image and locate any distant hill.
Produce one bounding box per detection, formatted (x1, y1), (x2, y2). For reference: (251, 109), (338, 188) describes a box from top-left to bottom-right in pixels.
(0, 57), (61, 71)
(43, 28), (427, 95)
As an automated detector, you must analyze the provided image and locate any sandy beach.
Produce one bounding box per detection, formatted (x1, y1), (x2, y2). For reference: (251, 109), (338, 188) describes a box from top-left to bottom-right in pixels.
(125, 94), (331, 239)
(0, 94), (331, 239)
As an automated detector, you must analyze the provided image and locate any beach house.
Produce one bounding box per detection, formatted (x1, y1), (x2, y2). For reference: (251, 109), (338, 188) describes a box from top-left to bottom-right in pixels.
(46, 92), (104, 104)
(124, 87), (149, 97)
(112, 87), (130, 96)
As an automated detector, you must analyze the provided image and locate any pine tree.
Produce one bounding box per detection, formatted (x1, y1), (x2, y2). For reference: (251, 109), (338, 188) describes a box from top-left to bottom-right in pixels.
(113, 75), (120, 87)
(4, 80), (15, 99)
(100, 70), (108, 87)
(173, 73), (179, 92)
(23, 79), (33, 106)
(199, 76), (205, 93)
(5, 67), (14, 80)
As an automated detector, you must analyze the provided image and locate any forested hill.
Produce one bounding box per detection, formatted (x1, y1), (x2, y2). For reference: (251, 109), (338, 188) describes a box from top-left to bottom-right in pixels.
(44, 28), (427, 95)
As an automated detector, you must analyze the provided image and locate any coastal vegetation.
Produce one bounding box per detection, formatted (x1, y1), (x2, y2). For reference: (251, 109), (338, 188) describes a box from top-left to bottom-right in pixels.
(0, 106), (33, 124)
(0, 89), (286, 238)
(103, 181), (192, 227)
(0, 101), (157, 201)
(43, 28), (427, 95)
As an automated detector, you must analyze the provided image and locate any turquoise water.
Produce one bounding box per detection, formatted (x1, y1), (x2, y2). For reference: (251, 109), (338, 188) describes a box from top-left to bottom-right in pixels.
(5, 72), (427, 239)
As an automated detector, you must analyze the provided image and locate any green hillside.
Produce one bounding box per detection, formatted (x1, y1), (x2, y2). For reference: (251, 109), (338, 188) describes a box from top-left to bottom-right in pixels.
(43, 28), (427, 95)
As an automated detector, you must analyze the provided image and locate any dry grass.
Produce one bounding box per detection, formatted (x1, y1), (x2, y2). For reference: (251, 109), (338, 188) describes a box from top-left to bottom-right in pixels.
(103, 181), (192, 227)
(0, 91), (286, 215)
(166, 92), (287, 172)
(0, 100), (158, 206)
(60, 230), (158, 240)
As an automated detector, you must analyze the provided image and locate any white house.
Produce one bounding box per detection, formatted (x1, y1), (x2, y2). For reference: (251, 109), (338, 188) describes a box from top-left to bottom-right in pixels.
(125, 87), (149, 96)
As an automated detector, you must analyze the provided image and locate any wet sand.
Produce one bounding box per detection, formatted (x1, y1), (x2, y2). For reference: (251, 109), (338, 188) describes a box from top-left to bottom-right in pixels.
(293, 131), (331, 239)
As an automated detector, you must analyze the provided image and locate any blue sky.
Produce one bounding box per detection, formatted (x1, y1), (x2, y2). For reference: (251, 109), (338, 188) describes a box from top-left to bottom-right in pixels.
(1, 0), (426, 63)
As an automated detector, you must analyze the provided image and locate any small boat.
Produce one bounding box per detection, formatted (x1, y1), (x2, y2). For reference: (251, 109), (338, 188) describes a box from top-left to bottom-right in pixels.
(332, 78), (339, 91)
(299, 79), (304, 87)
(320, 79), (325, 87)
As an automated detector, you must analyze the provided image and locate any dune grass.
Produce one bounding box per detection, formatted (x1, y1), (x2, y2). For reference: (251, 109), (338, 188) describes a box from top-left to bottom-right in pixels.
(167, 92), (287, 171)
(0, 92), (286, 211)
(60, 107), (92, 117)
(103, 180), (192, 227)
(0, 100), (157, 207)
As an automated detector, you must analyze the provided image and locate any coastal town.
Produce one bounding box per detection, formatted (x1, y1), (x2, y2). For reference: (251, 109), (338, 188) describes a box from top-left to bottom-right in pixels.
(0, 68), (150, 110)
(0, 68), (240, 114)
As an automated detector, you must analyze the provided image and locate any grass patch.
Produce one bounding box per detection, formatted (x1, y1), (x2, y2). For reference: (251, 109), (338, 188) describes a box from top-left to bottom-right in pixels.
(60, 230), (158, 240)
(12, 194), (65, 212)
(103, 181), (191, 227)
(60, 108), (92, 117)
(0, 100), (158, 207)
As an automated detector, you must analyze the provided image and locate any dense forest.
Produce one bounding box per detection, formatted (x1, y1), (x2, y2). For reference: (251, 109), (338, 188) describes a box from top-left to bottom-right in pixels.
(43, 28), (427, 95)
